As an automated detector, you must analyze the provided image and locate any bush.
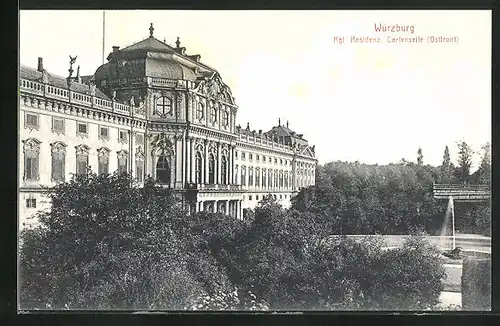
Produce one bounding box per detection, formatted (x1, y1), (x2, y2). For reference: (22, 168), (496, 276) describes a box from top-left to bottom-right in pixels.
(461, 258), (491, 310)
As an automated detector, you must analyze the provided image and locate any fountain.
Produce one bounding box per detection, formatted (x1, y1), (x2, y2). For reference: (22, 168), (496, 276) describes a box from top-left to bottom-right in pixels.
(439, 196), (456, 250)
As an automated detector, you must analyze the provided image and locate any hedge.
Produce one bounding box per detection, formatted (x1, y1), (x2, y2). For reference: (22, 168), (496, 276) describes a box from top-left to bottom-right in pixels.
(461, 257), (491, 310)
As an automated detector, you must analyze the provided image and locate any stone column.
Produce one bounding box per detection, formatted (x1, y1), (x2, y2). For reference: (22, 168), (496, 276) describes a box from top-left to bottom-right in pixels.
(190, 138), (195, 183)
(175, 134), (183, 188)
(225, 200), (229, 216)
(228, 145), (233, 185)
(217, 143), (222, 184)
(204, 140), (209, 184)
(185, 136), (191, 184)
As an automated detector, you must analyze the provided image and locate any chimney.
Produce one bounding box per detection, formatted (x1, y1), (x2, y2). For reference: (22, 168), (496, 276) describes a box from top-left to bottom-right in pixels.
(286, 121), (289, 128)
(76, 65), (81, 83)
(37, 57), (44, 72)
(112, 46), (120, 52)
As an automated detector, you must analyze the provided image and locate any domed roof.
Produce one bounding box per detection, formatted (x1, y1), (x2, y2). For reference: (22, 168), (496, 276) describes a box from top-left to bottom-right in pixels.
(94, 35), (206, 84)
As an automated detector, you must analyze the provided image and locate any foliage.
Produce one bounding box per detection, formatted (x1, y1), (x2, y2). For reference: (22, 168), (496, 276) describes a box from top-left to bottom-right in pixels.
(19, 171), (227, 310)
(461, 258), (491, 310)
(455, 140), (475, 185)
(292, 142), (491, 235)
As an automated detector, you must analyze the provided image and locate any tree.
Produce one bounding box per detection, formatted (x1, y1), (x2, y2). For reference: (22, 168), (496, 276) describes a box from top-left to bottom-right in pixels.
(440, 145), (453, 183)
(417, 147), (423, 166)
(455, 141), (474, 185)
(19, 171), (229, 310)
(473, 142), (491, 185)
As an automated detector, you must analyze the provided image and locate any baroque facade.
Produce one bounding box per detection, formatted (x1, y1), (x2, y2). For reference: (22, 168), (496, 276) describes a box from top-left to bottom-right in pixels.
(19, 25), (317, 228)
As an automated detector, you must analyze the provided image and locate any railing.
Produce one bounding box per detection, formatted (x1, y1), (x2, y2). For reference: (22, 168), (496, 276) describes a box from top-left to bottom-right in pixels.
(19, 78), (146, 118)
(433, 183), (490, 201)
(198, 184), (243, 191)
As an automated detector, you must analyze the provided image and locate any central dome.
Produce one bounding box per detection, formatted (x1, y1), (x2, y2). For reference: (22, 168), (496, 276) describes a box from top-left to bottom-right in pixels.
(94, 35), (213, 87)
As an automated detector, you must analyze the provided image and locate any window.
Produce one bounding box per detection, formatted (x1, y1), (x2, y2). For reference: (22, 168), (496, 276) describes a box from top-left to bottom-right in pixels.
(195, 152), (203, 184)
(196, 103), (204, 120)
(256, 195), (259, 201)
(75, 145), (90, 175)
(221, 156), (227, 185)
(119, 130), (128, 143)
(280, 159), (283, 165)
(117, 150), (128, 175)
(241, 166), (247, 186)
(155, 96), (172, 116)
(23, 138), (41, 181)
(25, 113), (39, 129)
(279, 170), (284, 188)
(242, 152), (246, 160)
(274, 158), (277, 164)
(262, 168), (267, 188)
(156, 155), (171, 184)
(136, 133), (144, 144)
(235, 165), (239, 185)
(249, 195), (253, 201)
(210, 107), (217, 123)
(284, 171), (289, 188)
(256, 155), (260, 161)
(249, 154), (253, 161)
(77, 122), (88, 135)
(222, 110), (229, 127)
(268, 170), (272, 189)
(26, 198), (36, 208)
(98, 147), (110, 175)
(280, 194), (282, 200)
(136, 159), (144, 182)
(235, 151), (238, 159)
(99, 126), (109, 139)
(51, 142), (66, 182)
(255, 168), (260, 187)
(208, 154), (215, 184)
(52, 117), (65, 134)
(249, 167), (254, 186)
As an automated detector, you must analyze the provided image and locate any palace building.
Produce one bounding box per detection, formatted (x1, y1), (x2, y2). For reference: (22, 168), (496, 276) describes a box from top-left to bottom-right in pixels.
(18, 24), (317, 228)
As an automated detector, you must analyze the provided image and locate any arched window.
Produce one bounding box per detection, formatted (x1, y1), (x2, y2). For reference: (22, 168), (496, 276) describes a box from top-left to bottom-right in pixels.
(23, 138), (41, 181)
(156, 155), (171, 184)
(210, 107), (217, 123)
(249, 167), (254, 186)
(208, 154), (215, 184)
(135, 148), (145, 182)
(222, 110), (229, 127)
(195, 151), (203, 184)
(75, 145), (90, 175)
(241, 166), (247, 186)
(51, 142), (66, 182)
(97, 147), (110, 175)
(196, 103), (204, 120)
(221, 156), (227, 184)
(117, 150), (129, 175)
(268, 169), (272, 189)
(155, 96), (172, 116)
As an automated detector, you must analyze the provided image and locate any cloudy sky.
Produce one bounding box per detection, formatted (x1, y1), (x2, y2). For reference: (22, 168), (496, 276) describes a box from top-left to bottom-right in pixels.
(20, 10), (491, 168)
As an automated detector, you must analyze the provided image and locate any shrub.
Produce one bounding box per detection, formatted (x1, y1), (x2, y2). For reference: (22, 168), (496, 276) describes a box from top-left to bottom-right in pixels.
(461, 258), (491, 310)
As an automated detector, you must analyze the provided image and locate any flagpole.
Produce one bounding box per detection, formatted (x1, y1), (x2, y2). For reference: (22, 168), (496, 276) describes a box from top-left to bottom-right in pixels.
(102, 11), (106, 65)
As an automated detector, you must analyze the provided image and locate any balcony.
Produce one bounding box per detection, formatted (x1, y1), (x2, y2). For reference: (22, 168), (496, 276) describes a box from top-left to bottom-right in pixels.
(198, 184), (244, 191)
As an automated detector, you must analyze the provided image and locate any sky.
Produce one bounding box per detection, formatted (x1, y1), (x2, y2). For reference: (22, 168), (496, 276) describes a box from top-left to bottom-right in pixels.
(19, 10), (491, 169)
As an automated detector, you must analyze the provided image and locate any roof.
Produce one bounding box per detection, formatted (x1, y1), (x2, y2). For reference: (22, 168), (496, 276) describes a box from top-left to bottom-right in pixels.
(121, 36), (176, 53)
(265, 124), (306, 141)
(20, 65), (110, 100)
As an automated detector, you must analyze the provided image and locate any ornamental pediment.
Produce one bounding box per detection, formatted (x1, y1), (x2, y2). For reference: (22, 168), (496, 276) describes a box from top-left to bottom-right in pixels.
(194, 72), (235, 105)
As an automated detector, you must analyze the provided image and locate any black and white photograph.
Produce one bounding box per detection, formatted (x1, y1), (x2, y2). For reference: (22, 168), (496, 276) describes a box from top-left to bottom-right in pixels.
(18, 10), (491, 312)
